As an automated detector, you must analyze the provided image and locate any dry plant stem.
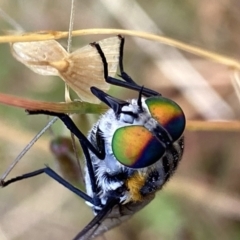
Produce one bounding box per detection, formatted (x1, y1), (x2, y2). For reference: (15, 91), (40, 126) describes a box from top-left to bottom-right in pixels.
(0, 8), (24, 31)
(0, 117), (57, 184)
(66, 0), (82, 176)
(65, 0), (75, 102)
(186, 120), (240, 132)
(1, 29), (240, 70)
(0, 94), (240, 132)
(67, 0), (75, 53)
(0, 93), (107, 114)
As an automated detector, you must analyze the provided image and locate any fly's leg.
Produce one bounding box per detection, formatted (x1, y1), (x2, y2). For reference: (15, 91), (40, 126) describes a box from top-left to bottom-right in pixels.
(1, 166), (93, 203)
(1, 110), (106, 208)
(20, 101), (125, 240)
(26, 110), (121, 240)
(92, 36), (160, 97)
(27, 110), (106, 207)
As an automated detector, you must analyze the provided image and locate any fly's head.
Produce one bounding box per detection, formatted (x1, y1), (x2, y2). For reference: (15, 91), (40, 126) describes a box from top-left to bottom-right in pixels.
(92, 87), (186, 171)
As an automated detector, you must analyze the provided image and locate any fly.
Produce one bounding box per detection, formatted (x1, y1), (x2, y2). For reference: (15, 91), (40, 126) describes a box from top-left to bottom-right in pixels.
(1, 35), (185, 240)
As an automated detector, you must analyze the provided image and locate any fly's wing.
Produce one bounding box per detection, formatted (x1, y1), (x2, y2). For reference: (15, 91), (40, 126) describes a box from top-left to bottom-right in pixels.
(55, 36), (121, 103)
(75, 195), (155, 240)
(11, 40), (68, 75)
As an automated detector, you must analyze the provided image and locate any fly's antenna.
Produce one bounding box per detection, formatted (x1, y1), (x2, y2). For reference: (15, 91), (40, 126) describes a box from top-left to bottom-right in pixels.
(137, 86), (144, 112)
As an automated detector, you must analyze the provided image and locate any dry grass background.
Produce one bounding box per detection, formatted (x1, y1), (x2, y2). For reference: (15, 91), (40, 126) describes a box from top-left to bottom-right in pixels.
(0, 0), (240, 240)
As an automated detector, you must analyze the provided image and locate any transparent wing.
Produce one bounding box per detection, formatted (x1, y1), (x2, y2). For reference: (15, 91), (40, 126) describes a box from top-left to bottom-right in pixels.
(11, 40), (68, 75)
(75, 196), (154, 240)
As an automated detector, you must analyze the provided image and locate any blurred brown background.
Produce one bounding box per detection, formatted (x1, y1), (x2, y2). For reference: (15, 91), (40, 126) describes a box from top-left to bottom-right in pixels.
(0, 1), (240, 240)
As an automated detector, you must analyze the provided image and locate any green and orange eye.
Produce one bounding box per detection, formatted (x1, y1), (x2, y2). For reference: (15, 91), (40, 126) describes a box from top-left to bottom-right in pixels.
(112, 96), (185, 169)
(112, 125), (165, 168)
(146, 97), (185, 142)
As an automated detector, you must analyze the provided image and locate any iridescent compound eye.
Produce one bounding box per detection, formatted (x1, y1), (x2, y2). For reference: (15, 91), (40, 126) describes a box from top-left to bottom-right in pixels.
(112, 96), (185, 169)
(112, 125), (166, 168)
(145, 96), (185, 142)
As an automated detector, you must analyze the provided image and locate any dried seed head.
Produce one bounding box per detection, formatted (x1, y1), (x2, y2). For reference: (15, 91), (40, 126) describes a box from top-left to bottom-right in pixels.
(11, 36), (121, 103)
(11, 40), (67, 75)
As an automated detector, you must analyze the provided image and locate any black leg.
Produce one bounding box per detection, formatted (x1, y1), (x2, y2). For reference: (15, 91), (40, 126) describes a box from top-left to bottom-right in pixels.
(27, 111), (104, 158)
(1, 166), (93, 204)
(107, 76), (160, 97)
(1, 168), (45, 187)
(93, 36), (161, 97)
(118, 36), (136, 85)
(27, 110), (104, 202)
